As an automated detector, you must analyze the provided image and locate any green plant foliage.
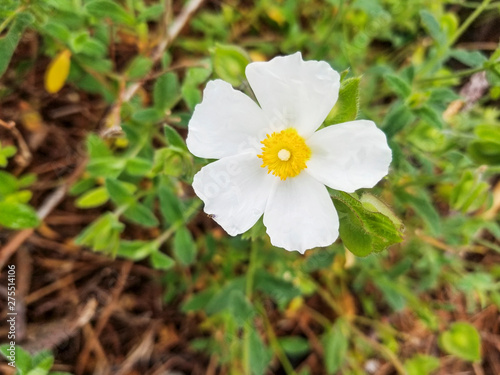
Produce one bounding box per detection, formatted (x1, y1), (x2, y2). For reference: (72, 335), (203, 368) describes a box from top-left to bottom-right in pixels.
(85, 0), (135, 26)
(0, 141), (16, 167)
(173, 226), (197, 265)
(0, 12), (33, 78)
(154, 73), (181, 112)
(212, 43), (250, 86)
(405, 354), (440, 375)
(439, 322), (481, 362)
(0, 345), (70, 375)
(2, 0), (500, 373)
(467, 124), (500, 165)
(325, 76), (361, 125)
(0, 149), (39, 229)
(323, 318), (349, 374)
(330, 190), (404, 256)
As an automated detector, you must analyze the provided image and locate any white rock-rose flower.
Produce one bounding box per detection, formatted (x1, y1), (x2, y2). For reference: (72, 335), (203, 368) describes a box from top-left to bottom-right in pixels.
(186, 52), (392, 253)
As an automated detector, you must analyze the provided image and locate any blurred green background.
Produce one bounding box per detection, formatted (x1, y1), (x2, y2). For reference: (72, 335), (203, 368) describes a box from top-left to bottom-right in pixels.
(0, 0), (500, 374)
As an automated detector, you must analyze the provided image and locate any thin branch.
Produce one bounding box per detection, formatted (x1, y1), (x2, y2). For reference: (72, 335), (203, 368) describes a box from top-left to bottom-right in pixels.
(0, 158), (88, 271)
(105, 0), (205, 135)
(0, 119), (32, 169)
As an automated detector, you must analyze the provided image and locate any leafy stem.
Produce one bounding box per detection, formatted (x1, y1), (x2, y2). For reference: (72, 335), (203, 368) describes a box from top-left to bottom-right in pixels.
(448, 0), (493, 46)
(154, 198), (202, 246)
(243, 239), (259, 375)
(256, 300), (298, 375)
(417, 59), (500, 84)
(315, 286), (407, 375)
(0, 5), (26, 34)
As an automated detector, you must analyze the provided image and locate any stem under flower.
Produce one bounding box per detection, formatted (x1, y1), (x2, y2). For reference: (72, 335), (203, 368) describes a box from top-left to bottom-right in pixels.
(243, 239), (259, 374)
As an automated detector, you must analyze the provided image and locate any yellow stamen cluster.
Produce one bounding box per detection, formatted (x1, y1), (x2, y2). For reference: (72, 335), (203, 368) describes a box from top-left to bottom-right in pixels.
(258, 128), (311, 180)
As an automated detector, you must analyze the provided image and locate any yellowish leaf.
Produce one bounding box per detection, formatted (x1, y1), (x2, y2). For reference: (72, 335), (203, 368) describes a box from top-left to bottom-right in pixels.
(249, 51), (267, 62)
(44, 49), (71, 94)
(267, 6), (285, 25)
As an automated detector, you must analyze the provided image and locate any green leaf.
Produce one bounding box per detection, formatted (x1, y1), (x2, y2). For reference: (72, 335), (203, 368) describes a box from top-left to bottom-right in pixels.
(117, 240), (155, 260)
(330, 190), (403, 257)
(78, 38), (107, 58)
(439, 322), (481, 362)
(182, 289), (216, 313)
(85, 0), (135, 26)
(31, 350), (54, 370)
(205, 277), (246, 314)
(154, 147), (192, 177)
(0, 143), (16, 167)
(0, 202), (40, 229)
(228, 289), (255, 326)
(382, 101), (415, 139)
(105, 178), (135, 206)
(173, 226), (197, 265)
(159, 183), (184, 224)
(70, 178), (96, 196)
(468, 140), (500, 165)
(44, 21), (71, 43)
(27, 369), (50, 375)
(0, 170), (18, 196)
(182, 85), (201, 111)
(386, 74), (412, 98)
(278, 336), (310, 357)
(164, 125), (188, 151)
(75, 213), (124, 255)
(450, 49), (487, 68)
(254, 269), (301, 309)
(212, 44), (250, 86)
(323, 318), (349, 374)
(86, 134), (112, 158)
(420, 10), (446, 45)
(124, 203), (159, 227)
(75, 186), (109, 208)
(150, 251), (175, 270)
(428, 87), (460, 104)
(0, 13), (33, 78)
(248, 327), (272, 375)
(126, 55), (153, 79)
(6, 190), (32, 205)
(125, 157), (153, 176)
(405, 354), (440, 375)
(154, 72), (181, 111)
(396, 190), (441, 235)
(325, 77), (360, 125)
(360, 193), (403, 228)
(138, 4), (165, 22)
(374, 277), (407, 310)
(413, 105), (444, 129)
(0, 343), (16, 363)
(13, 345), (32, 374)
(182, 66), (212, 110)
(87, 157), (126, 178)
(467, 125), (500, 165)
(450, 170), (490, 213)
(76, 55), (113, 74)
(17, 174), (36, 189)
(131, 108), (163, 123)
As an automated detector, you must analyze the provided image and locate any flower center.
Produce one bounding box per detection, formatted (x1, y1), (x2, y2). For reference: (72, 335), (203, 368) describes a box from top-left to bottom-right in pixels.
(258, 128), (311, 180)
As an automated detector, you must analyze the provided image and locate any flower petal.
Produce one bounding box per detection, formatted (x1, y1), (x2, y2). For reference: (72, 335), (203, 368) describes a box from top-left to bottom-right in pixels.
(245, 52), (340, 138)
(263, 173), (339, 253)
(193, 153), (275, 236)
(306, 120), (392, 193)
(186, 80), (269, 159)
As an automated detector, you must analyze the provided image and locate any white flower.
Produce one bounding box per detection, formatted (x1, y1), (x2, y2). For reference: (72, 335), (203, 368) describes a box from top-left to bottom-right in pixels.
(186, 52), (392, 253)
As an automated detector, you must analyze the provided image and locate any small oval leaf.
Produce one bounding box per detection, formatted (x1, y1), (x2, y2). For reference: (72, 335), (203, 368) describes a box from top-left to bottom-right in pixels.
(0, 202), (40, 229)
